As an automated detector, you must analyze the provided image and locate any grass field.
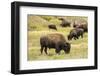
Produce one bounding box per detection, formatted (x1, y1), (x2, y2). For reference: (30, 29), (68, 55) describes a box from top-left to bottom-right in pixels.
(27, 15), (88, 61)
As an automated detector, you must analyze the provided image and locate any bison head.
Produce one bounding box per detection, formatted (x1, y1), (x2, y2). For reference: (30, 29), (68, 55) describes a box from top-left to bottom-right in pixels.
(62, 42), (71, 54)
(67, 35), (72, 40)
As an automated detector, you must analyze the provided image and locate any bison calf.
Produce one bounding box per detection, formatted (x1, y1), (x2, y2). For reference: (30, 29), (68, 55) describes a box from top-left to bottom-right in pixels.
(48, 24), (57, 30)
(40, 33), (71, 55)
(68, 28), (84, 40)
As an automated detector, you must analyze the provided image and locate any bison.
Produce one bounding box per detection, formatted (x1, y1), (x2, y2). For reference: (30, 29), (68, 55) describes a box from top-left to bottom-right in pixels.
(67, 28), (84, 40)
(48, 24), (57, 30)
(40, 33), (71, 55)
(73, 21), (88, 32)
(59, 18), (71, 27)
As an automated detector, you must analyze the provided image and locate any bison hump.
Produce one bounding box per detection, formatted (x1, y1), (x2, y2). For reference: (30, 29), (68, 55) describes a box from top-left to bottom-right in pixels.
(47, 33), (66, 42)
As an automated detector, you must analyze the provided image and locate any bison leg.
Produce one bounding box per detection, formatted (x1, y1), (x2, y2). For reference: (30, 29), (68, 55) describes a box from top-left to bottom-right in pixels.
(40, 46), (44, 54)
(75, 35), (79, 39)
(55, 50), (60, 55)
(74, 37), (76, 40)
(74, 37), (77, 40)
(77, 36), (79, 39)
(74, 36), (78, 40)
(55, 46), (60, 55)
(81, 34), (83, 38)
(44, 47), (48, 55)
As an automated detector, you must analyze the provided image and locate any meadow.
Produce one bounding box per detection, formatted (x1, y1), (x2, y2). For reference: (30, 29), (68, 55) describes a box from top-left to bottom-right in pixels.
(27, 15), (88, 61)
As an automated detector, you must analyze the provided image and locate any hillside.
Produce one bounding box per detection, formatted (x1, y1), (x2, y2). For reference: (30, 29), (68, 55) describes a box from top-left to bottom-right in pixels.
(28, 15), (87, 31)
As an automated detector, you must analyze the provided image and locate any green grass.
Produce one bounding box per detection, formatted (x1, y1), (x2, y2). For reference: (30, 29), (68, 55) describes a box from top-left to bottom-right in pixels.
(27, 15), (88, 61)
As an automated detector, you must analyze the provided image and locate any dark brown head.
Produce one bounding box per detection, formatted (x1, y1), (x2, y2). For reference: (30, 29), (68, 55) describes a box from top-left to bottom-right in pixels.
(67, 35), (72, 40)
(63, 42), (71, 54)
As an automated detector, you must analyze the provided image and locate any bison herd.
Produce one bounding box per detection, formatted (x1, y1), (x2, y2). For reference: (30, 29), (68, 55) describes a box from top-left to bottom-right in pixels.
(40, 18), (88, 55)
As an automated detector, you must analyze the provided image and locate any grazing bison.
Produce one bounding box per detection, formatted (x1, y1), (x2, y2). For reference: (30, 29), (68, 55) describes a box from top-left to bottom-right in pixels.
(40, 33), (71, 55)
(68, 28), (84, 40)
(59, 18), (71, 27)
(73, 21), (88, 32)
(48, 24), (57, 30)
